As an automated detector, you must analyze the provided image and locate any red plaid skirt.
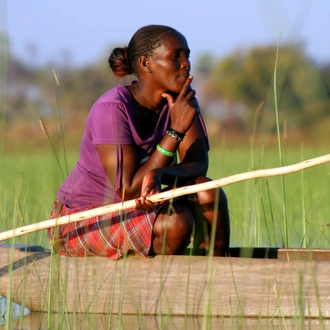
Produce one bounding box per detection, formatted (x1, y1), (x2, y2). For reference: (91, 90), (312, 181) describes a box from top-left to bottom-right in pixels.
(47, 200), (163, 260)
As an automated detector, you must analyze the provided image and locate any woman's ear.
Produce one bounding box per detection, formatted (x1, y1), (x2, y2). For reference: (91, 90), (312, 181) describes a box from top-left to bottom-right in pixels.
(139, 56), (152, 73)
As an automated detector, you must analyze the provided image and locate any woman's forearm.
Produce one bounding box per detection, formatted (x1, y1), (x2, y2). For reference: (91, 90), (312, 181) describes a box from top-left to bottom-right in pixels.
(155, 160), (208, 186)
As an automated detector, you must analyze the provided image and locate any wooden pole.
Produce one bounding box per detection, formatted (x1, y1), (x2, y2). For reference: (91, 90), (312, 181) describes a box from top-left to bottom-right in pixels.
(0, 154), (329, 242)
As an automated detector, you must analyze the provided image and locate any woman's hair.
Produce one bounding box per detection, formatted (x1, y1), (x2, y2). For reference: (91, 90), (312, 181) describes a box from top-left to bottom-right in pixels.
(108, 25), (178, 78)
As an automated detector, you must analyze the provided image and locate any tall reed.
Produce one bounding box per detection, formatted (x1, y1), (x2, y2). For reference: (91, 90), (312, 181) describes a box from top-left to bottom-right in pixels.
(273, 32), (289, 248)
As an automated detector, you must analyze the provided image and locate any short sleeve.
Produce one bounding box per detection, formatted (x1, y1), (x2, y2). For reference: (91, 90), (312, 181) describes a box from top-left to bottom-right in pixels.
(197, 111), (210, 151)
(88, 101), (133, 145)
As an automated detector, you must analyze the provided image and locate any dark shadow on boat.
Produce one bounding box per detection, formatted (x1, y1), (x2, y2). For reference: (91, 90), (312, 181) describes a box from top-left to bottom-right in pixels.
(227, 247), (279, 259)
(0, 244), (50, 277)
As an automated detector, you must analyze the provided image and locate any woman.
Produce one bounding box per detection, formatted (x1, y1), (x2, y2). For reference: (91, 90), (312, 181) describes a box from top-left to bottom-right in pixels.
(48, 25), (230, 259)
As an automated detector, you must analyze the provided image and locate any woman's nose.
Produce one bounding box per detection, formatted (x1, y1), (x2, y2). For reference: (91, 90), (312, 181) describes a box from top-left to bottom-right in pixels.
(180, 57), (190, 69)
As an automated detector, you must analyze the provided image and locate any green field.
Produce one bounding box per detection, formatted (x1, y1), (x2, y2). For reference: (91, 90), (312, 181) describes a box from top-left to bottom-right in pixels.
(1, 141), (329, 250)
(207, 142), (330, 249)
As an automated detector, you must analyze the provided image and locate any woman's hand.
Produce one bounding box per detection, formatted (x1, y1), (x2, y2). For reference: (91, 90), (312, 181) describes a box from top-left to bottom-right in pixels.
(135, 170), (162, 211)
(162, 76), (198, 134)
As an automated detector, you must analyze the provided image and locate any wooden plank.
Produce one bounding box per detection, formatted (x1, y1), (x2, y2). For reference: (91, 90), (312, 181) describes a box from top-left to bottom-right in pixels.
(229, 247), (330, 261)
(278, 248), (330, 261)
(1, 246), (330, 318)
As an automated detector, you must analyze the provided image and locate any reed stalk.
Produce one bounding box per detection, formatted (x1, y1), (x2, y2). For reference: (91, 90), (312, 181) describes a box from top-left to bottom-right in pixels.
(39, 118), (66, 182)
(51, 70), (69, 177)
(273, 31), (289, 248)
(300, 143), (307, 248)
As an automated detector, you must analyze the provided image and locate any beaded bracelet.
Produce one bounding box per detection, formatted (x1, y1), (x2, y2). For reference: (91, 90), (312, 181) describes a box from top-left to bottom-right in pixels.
(166, 127), (185, 142)
(156, 144), (176, 157)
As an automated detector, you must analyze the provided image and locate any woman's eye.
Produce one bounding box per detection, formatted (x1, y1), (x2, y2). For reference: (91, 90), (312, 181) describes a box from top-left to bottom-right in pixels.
(172, 51), (190, 59)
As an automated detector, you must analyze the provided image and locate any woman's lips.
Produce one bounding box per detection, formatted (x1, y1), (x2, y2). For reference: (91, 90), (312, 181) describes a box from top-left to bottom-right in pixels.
(177, 75), (189, 82)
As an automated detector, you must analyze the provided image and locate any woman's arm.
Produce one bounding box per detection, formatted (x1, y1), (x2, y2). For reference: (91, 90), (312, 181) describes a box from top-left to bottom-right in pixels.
(135, 115), (208, 207)
(97, 134), (179, 201)
(151, 116), (209, 186)
(97, 113), (208, 202)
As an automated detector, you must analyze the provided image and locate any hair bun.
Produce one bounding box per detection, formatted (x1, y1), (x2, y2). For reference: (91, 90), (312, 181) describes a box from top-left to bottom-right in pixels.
(108, 47), (132, 78)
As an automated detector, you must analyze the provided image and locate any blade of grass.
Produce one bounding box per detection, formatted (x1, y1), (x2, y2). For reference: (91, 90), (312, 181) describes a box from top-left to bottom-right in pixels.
(300, 143), (307, 248)
(39, 118), (65, 182)
(51, 70), (69, 177)
(273, 31), (289, 247)
(0, 12), (9, 155)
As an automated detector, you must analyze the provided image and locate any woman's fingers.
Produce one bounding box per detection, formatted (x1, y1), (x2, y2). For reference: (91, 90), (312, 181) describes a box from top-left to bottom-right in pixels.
(186, 89), (197, 104)
(178, 75), (193, 98)
(162, 93), (174, 107)
(144, 198), (160, 210)
(136, 172), (161, 211)
(135, 196), (159, 211)
(162, 76), (194, 108)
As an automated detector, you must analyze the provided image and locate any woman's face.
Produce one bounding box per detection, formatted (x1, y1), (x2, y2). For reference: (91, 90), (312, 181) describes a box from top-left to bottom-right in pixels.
(147, 31), (191, 94)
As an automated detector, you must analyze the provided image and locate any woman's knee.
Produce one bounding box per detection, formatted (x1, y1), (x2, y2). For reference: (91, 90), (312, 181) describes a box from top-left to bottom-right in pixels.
(152, 203), (194, 254)
(156, 203), (194, 237)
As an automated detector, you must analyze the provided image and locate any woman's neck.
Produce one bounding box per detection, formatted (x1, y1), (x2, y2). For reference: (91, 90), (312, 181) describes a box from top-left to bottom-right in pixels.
(128, 82), (166, 113)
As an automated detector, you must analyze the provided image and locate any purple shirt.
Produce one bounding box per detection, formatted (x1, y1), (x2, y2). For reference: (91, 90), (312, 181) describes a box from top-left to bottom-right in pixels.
(56, 82), (209, 209)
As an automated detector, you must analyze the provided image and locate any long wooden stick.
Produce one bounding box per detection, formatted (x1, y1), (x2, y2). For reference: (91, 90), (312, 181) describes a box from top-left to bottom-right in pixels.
(1, 154), (329, 242)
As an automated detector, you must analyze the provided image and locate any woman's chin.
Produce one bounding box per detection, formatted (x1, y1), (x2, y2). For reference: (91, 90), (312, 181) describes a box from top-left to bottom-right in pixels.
(164, 90), (180, 98)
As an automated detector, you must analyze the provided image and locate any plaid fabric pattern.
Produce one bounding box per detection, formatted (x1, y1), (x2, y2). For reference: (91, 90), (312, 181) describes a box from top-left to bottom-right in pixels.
(48, 200), (162, 260)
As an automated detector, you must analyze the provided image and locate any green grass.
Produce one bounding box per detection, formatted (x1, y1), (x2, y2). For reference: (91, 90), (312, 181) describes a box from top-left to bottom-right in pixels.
(207, 143), (330, 249)
(0, 149), (78, 248)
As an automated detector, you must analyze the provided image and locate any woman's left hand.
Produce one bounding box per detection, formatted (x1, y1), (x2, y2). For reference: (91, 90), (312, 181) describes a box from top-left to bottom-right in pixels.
(135, 170), (161, 211)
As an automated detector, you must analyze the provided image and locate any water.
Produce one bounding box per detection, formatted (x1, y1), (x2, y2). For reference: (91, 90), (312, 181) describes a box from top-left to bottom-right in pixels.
(0, 296), (30, 326)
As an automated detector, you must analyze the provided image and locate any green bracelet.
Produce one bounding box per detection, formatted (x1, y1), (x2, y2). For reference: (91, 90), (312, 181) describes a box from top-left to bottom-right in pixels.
(156, 144), (176, 157)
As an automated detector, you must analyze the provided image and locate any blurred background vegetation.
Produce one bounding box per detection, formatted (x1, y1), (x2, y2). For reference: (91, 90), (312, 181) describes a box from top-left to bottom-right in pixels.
(1, 38), (330, 152)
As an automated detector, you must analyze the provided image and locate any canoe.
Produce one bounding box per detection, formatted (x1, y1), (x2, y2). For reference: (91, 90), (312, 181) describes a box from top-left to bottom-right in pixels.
(1, 244), (330, 318)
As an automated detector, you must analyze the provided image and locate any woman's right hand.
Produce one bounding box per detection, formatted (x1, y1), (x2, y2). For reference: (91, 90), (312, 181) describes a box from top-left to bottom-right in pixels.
(162, 76), (198, 134)
(135, 169), (162, 211)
